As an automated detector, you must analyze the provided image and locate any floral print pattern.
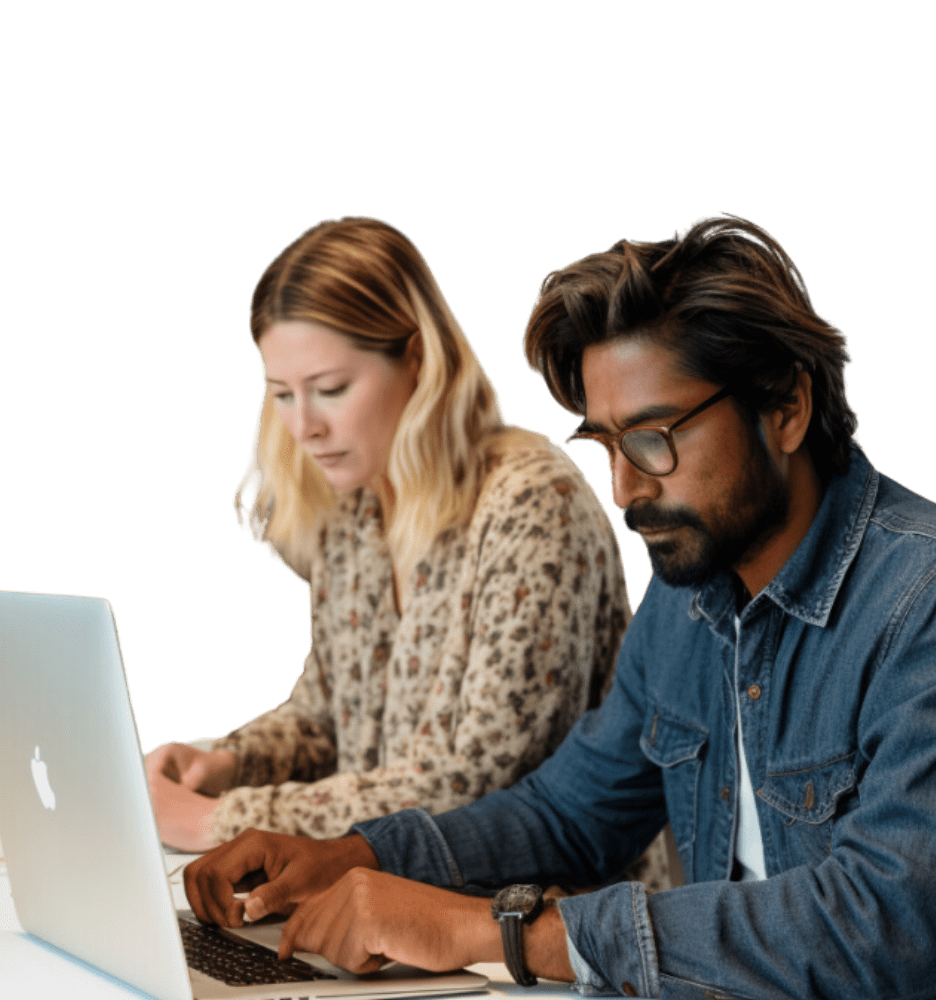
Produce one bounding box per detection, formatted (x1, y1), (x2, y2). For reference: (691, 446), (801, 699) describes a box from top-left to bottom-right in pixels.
(212, 444), (629, 843)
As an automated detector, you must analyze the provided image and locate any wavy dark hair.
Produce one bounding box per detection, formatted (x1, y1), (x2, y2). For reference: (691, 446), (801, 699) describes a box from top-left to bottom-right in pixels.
(524, 216), (857, 479)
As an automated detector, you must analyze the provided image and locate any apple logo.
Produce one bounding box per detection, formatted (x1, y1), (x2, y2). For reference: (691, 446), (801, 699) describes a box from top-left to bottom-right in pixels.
(30, 746), (56, 811)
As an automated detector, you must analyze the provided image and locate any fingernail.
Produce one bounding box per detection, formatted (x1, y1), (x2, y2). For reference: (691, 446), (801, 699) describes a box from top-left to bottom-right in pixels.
(244, 896), (268, 922)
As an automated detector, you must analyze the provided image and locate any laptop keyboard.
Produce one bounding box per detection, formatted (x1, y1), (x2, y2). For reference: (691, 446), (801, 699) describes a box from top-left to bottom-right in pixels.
(179, 917), (338, 986)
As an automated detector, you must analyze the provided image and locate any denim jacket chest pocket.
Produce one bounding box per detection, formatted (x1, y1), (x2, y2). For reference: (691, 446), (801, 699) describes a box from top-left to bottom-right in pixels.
(757, 751), (858, 869)
(640, 709), (708, 881)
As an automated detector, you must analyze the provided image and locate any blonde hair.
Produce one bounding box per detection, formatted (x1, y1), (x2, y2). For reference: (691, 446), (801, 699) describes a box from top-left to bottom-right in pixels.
(241, 217), (507, 585)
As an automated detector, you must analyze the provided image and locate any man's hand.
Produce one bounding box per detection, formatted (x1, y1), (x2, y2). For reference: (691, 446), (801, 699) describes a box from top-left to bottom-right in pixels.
(184, 829), (379, 929)
(276, 868), (575, 982)
(276, 869), (500, 973)
(146, 743), (236, 797)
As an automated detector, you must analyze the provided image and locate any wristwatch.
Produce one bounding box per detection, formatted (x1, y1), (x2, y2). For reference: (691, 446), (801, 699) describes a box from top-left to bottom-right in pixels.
(491, 884), (545, 986)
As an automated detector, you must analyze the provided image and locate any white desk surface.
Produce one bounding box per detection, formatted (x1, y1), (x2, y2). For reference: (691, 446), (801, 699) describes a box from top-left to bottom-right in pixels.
(0, 849), (574, 1000)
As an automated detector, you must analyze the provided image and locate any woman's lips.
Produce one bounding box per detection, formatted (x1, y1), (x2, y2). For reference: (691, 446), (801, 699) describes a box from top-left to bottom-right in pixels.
(313, 452), (346, 466)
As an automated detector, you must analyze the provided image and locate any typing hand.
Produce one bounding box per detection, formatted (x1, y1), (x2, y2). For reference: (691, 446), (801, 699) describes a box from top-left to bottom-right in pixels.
(145, 742), (236, 797)
(148, 771), (218, 852)
(276, 869), (497, 974)
(184, 829), (379, 929)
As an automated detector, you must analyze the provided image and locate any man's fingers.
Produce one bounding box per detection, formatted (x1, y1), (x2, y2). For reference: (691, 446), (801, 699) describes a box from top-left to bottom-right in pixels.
(192, 865), (239, 926)
(276, 874), (387, 974)
(183, 863), (206, 921)
(246, 872), (297, 922)
(184, 831), (281, 924)
(184, 863), (232, 926)
(278, 891), (334, 960)
(244, 892), (270, 923)
(277, 914), (299, 960)
(233, 869), (269, 893)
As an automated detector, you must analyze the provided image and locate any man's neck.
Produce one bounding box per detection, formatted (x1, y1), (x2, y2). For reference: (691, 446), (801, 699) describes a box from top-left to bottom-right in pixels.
(734, 450), (824, 598)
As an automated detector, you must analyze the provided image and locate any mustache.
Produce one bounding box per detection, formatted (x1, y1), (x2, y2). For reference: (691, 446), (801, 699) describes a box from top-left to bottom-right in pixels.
(624, 504), (705, 533)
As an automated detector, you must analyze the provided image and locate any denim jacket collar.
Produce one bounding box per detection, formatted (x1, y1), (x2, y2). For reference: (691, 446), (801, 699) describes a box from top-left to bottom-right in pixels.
(691, 444), (879, 633)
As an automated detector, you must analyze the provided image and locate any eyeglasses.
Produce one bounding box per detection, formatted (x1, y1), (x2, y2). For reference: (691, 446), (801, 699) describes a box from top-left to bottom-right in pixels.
(569, 386), (732, 476)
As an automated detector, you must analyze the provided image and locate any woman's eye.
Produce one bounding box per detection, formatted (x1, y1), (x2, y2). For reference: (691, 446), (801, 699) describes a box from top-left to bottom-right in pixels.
(274, 392), (294, 404)
(318, 384), (348, 398)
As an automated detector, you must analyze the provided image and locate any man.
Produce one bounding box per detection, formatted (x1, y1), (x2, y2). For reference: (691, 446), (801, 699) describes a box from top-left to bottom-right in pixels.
(185, 218), (936, 998)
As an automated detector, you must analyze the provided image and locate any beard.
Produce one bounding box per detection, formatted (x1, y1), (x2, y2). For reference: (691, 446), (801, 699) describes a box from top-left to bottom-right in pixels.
(624, 427), (790, 588)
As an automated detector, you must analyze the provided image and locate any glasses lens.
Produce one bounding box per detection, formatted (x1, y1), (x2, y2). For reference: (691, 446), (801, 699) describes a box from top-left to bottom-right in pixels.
(621, 429), (674, 475)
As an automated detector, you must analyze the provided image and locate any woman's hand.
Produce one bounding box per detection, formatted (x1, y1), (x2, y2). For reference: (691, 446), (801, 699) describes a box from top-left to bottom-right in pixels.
(145, 742), (236, 796)
(148, 770), (220, 852)
(145, 743), (236, 852)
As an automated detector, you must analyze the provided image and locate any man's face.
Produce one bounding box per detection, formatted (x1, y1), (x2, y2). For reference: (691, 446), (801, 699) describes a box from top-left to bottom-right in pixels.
(579, 337), (789, 587)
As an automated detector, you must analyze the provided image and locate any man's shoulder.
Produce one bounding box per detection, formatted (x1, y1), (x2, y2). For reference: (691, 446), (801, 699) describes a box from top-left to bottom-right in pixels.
(869, 471), (936, 545)
(838, 463), (936, 627)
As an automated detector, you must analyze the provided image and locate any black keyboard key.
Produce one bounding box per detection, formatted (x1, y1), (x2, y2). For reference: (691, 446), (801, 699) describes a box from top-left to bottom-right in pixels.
(179, 917), (337, 986)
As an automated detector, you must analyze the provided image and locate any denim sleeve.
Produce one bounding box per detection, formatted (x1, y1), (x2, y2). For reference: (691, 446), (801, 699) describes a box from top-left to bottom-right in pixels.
(353, 808), (649, 996)
(565, 928), (618, 997)
(353, 807), (659, 997)
(353, 616), (670, 997)
(357, 563), (936, 999)
(352, 807), (465, 887)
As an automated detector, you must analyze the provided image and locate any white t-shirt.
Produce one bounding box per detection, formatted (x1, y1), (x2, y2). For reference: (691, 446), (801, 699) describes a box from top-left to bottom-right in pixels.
(734, 614), (766, 881)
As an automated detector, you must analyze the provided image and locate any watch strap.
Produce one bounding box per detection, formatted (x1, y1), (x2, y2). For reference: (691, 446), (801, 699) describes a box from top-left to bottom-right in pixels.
(498, 913), (538, 987)
(492, 885), (545, 987)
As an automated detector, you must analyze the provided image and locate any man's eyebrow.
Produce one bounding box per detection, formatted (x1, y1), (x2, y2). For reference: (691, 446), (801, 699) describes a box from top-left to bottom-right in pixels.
(573, 418), (609, 436)
(574, 403), (685, 437)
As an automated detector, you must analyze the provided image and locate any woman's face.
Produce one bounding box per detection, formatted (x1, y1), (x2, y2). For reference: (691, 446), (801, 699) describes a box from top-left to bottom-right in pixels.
(259, 320), (421, 493)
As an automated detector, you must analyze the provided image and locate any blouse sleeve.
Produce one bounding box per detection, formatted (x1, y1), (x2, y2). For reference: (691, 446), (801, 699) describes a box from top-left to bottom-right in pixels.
(210, 645), (338, 789)
(211, 450), (629, 843)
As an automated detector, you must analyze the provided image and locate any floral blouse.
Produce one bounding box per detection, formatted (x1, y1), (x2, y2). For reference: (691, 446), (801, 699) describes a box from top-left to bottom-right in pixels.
(211, 443), (630, 843)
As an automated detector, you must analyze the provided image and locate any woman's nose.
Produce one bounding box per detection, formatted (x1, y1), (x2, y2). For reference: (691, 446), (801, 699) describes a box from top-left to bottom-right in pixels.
(293, 399), (327, 442)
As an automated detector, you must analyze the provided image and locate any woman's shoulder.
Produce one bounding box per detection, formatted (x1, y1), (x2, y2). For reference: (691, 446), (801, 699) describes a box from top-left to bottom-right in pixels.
(474, 427), (598, 515)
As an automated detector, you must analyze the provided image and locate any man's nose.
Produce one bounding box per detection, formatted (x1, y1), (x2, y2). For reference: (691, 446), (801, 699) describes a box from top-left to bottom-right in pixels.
(611, 450), (660, 509)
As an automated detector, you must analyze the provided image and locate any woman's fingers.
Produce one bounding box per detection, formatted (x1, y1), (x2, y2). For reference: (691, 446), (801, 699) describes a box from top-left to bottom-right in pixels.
(146, 742), (197, 783)
(148, 773), (217, 852)
(179, 755), (210, 790)
(180, 748), (237, 795)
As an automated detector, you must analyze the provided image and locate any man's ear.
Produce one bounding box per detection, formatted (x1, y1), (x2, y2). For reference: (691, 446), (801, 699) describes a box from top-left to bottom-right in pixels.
(765, 369), (812, 455)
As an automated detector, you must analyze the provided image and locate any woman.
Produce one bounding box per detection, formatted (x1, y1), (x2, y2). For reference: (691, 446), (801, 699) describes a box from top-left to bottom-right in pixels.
(146, 218), (630, 852)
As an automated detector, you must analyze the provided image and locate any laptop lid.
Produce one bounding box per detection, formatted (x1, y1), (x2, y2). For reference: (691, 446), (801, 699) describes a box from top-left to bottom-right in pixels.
(0, 591), (194, 1000)
(0, 592), (487, 1000)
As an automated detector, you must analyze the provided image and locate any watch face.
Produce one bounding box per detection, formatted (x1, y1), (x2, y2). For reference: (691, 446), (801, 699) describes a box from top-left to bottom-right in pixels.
(493, 884), (543, 917)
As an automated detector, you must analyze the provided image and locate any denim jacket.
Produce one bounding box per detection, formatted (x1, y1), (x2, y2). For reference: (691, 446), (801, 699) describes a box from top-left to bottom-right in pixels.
(355, 446), (936, 999)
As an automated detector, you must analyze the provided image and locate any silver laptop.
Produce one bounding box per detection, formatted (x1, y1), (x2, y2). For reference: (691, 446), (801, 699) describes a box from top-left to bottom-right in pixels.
(0, 591), (487, 1000)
